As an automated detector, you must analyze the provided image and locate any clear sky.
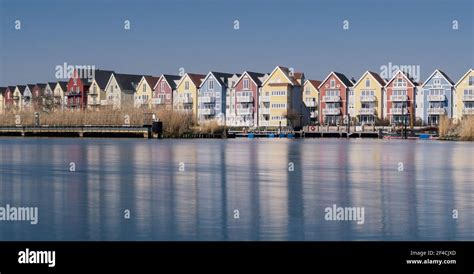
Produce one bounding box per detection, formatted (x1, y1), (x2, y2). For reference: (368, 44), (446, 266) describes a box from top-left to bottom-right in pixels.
(0, 0), (473, 85)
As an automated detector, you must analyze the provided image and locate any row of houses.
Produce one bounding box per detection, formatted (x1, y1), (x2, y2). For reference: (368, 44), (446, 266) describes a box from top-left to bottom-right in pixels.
(0, 67), (473, 127)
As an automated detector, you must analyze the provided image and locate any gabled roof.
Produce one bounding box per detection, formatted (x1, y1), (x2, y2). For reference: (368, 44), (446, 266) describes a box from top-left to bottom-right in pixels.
(454, 69), (474, 87)
(235, 71), (267, 87)
(317, 71), (354, 89)
(200, 71), (235, 88)
(304, 79), (322, 89)
(154, 74), (181, 90)
(111, 73), (146, 93)
(144, 76), (159, 88)
(353, 71), (386, 87)
(26, 84), (35, 91)
(93, 70), (115, 89)
(421, 69), (454, 88)
(261, 66), (303, 87)
(0, 87), (6, 93)
(7, 86), (16, 91)
(35, 83), (47, 89)
(384, 70), (418, 87)
(47, 82), (57, 89)
(16, 85), (26, 94)
(56, 81), (68, 90)
(177, 73), (205, 89)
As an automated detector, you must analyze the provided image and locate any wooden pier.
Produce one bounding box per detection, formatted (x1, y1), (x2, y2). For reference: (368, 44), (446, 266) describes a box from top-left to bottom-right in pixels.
(0, 125), (154, 138)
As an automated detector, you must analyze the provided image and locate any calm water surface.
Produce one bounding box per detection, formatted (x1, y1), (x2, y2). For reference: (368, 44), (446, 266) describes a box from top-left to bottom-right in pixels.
(0, 137), (472, 240)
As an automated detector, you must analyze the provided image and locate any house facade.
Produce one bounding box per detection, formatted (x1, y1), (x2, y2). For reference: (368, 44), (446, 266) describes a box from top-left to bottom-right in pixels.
(198, 72), (234, 124)
(32, 83), (47, 111)
(229, 71), (267, 127)
(53, 81), (68, 111)
(0, 87), (5, 113)
(225, 73), (242, 126)
(134, 76), (159, 109)
(4, 86), (15, 112)
(104, 73), (142, 109)
(453, 69), (474, 121)
(420, 70), (454, 125)
(174, 73), (205, 117)
(302, 80), (321, 125)
(66, 73), (90, 110)
(13, 85), (26, 111)
(87, 70), (115, 109)
(152, 74), (181, 109)
(318, 72), (353, 125)
(260, 66), (305, 128)
(353, 71), (386, 125)
(385, 70), (418, 126)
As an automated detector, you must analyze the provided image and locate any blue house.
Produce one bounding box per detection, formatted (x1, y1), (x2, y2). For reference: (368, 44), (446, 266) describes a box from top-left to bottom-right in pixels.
(198, 71), (234, 124)
(420, 69), (454, 125)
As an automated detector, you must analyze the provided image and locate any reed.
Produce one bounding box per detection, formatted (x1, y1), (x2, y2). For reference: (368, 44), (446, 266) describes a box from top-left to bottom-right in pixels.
(459, 116), (474, 141)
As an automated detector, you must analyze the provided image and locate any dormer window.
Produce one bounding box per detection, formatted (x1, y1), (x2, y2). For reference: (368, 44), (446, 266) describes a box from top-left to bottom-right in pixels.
(330, 79), (335, 88)
(469, 76), (474, 86)
(208, 80), (214, 90)
(365, 79), (370, 87)
(433, 79), (441, 86)
(243, 78), (249, 90)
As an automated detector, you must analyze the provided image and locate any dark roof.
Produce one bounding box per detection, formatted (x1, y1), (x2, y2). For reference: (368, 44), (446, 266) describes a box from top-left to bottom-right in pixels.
(8, 86), (16, 91)
(208, 72), (234, 87)
(93, 70), (115, 89)
(16, 85), (26, 94)
(48, 82), (57, 89)
(57, 81), (68, 90)
(144, 76), (159, 88)
(333, 72), (354, 87)
(367, 71), (386, 86)
(114, 73), (146, 93)
(436, 70), (455, 85)
(35, 83), (47, 89)
(187, 73), (206, 87)
(27, 84), (36, 91)
(0, 87), (6, 93)
(162, 74), (181, 89)
(307, 79), (322, 89)
(245, 71), (267, 86)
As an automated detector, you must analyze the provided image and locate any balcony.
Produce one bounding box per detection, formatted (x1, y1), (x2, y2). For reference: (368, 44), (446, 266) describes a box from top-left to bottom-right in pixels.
(89, 90), (99, 96)
(390, 95), (408, 101)
(427, 95), (445, 101)
(182, 97), (193, 104)
(310, 111), (318, 118)
(462, 108), (474, 115)
(201, 108), (215, 115)
(360, 95), (376, 102)
(237, 108), (253, 115)
(427, 108), (446, 115)
(305, 100), (317, 107)
(463, 94), (474, 101)
(322, 108), (341, 115)
(359, 108), (375, 115)
(237, 95), (253, 103)
(390, 108), (410, 115)
(323, 96), (341, 102)
(260, 96), (270, 102)
(200, 96), (215, 103)
(13, 96), (19, 100)
(260, 108), (270, 115)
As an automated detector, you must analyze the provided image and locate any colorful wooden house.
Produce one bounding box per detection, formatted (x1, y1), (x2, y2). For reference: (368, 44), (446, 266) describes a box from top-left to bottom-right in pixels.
(225, 73), (242, 126)
(3, 86), (15, 111)
(453, 69), (474, 121)
(13, 85), (26, 111)
(87, 70), (115, 109)
(302, 79), (321, 125)
(0, 87), (5, 113)
(152, 74), (181, 109)
(353, 71), (386, 125)
(385, 70), (418, 126)
(66, 72), (90, 110)
(419, 69), (454, 125)
(318, 72), (353, 125)
(104, 73), (143, 109)
(198, 71), (234, 124)
(134, 76), (159, 109)
(174, 73), (205, 117)
(259, 66), (305, 128)
(32, 83), (47, 111)
(53, 81), (68, 110)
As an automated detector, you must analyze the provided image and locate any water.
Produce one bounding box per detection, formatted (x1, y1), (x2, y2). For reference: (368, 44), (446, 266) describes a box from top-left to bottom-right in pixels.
(0, 137), (472, 241)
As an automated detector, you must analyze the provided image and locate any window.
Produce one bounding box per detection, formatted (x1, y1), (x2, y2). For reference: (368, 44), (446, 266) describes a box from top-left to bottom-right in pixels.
(243, 79), (249, 90)
(143, 85), (147, 93)
(93, 85), (97, 93)
(469, 76), (474, 86)
(365, 79), (370, 87)
(208, 80), (214, 90)
(330, 79), (335, 88)
(394, 78), (407, 87)
(185, 81), (189, 90)
(433, 79), (441, 86)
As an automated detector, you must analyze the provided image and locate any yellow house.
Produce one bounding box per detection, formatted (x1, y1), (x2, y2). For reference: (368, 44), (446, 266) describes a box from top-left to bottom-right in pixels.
(87, 70), (114, 109)
(353, 71), (386, 124)
(453, 69), (474, 121)
(174, 73), (205, 117)
(134, 76), (159, 109)
(302, 79), (321, 124)
(259, 66), (305, 128)
(13, 85), (25, 112)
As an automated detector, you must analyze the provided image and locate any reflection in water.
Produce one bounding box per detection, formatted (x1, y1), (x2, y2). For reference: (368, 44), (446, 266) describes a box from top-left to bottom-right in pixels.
(0, 138), (472, 241)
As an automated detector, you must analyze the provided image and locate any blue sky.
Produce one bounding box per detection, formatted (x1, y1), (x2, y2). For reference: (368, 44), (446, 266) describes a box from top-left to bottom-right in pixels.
(0, 0), (473, 85)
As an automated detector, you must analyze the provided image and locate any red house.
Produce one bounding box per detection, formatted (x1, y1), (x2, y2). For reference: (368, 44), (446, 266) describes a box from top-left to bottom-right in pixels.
(318, 72), (353, 125)
(4, 86), (15, 110)
(385, 70), (418, 126)
(66, 72), (90, 110)
(233, 71), (267, 127)
(32, 83), (46, 110)
(152, 74), (181, 108)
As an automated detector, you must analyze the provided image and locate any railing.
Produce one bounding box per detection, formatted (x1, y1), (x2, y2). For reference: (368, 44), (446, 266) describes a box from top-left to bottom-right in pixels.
(322, 108), (341, 115)
(390, 95), (408, 101)
(305, 100), (317, 107)
(201, 108), (215, 115)
(322, 96), (341, 102)
(462, 94), (474, 101)
(427, 108), (446, 115)
(310, 111), (318, 118)
(360, 95), (376, 102)
(151, 98), (163, 105)
(462, 108), (474, 115)
(200, 96), (215, 103)
(236, 95), (253, 103)
(260, 96), (270, 102)
(390, 108), (409, 115)
(182, 97), (193, 104)
(427, 95), (445, 101)
(237, 108), (253, 115)
(359, 108), (375, 115)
